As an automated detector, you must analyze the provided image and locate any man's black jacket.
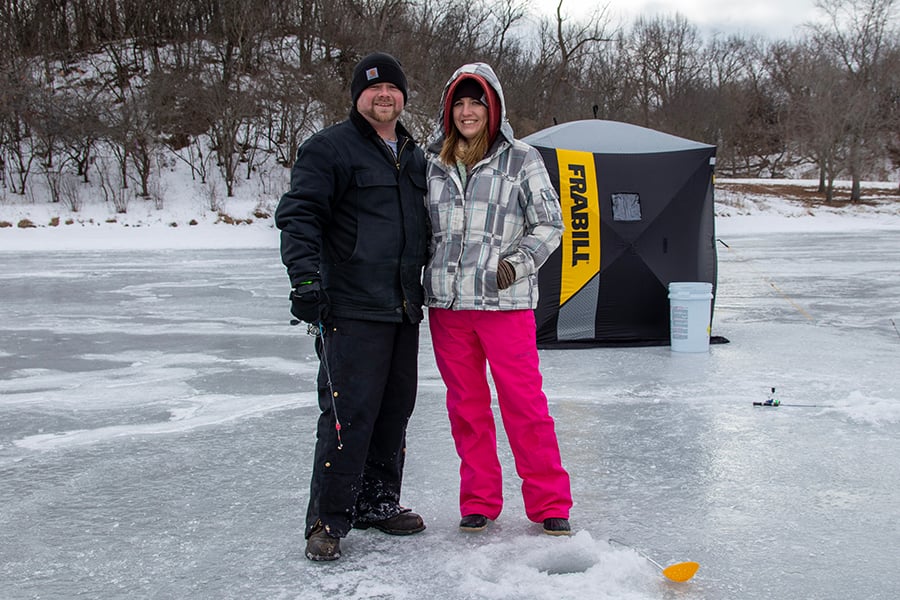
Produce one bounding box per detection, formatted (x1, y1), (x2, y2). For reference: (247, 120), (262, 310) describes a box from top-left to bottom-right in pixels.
(275, 108), (428, 323)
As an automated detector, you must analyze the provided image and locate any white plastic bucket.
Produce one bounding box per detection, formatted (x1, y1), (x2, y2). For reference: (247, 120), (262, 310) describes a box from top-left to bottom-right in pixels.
(668, 282), (713, 352)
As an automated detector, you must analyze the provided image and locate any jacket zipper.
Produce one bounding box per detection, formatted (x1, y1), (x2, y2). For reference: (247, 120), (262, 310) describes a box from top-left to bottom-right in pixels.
(395, 137), (409, 170)
(396, 136), (411, 318)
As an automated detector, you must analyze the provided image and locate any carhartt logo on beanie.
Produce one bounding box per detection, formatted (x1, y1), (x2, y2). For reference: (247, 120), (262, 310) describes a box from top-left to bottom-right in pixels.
(351, 53), (408, 105)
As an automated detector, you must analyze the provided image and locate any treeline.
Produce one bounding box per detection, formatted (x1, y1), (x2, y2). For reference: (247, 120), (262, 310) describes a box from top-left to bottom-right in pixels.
(1, 0), (898, 209)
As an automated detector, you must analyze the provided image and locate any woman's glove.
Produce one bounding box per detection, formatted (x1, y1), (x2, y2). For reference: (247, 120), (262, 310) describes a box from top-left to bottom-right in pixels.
(497, 259), (516, 290)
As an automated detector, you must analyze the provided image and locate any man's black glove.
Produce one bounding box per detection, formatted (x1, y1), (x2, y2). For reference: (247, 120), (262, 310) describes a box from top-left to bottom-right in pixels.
(290, 280), (329, 324)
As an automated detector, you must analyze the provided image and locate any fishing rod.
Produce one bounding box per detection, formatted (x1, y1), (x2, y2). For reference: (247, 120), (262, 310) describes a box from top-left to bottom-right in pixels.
(291, 318), (344, 449)
(751, 387), (832, 408)
(716, 238), (816, 322)
(608, 538), (699, 583)
(752, 401), (830, 408)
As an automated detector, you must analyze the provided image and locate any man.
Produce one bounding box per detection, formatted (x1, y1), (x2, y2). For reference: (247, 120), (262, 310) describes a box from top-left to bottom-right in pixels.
(275, 52), (429, 562)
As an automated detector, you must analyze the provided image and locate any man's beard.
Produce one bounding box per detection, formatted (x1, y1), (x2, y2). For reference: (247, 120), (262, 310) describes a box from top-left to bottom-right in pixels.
(361, 101), (402, 123)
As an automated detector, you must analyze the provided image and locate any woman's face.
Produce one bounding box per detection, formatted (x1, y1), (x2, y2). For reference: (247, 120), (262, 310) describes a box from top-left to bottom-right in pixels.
(452, 97), (488, 141)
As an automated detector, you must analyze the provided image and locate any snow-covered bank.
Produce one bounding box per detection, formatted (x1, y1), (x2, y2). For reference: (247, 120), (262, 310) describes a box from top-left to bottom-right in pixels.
(714, 200), (900, 235)
(0, 220), (279, 251)
(714, 179), (900, 234)
(2, 179), (899, 251)
(0, 185), (281, 250)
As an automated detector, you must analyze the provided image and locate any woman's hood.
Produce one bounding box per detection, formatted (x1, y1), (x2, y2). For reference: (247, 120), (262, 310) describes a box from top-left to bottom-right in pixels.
(429, 62), (515, 151)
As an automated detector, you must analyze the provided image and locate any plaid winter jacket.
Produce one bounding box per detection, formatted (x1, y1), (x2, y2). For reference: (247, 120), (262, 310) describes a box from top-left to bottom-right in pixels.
(423, 63), (563, 311)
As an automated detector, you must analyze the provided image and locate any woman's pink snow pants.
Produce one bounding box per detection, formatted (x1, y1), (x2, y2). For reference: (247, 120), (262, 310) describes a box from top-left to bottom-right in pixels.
(429, 308), (572, 522)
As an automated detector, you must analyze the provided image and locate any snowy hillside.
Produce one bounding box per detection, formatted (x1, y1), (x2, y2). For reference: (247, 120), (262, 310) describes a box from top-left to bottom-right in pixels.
(2, 176), (899, 252)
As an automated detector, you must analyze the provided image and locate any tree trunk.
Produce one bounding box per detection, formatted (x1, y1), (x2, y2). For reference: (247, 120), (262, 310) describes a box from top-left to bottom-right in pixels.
(851, 176), (861, 202)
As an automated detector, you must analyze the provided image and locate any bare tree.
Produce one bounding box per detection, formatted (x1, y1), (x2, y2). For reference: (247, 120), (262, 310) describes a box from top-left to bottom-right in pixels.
(486, 0), (530, 64)
(205, 80), (261, 197)
(767, 40), (847, 198)
(148, 66), (215, 183)
(57, 85), (106, 183)
(513, 0), (613, 131)
(579, 31), (639, 123)
(0, 59), (39, 194)
(628, 13), (704, 129)
(884, 39), (900, 190)
(550, 1), (612, 111)
(811, 0), (899, 200)
(256, 44), (321, 168)
(694, 35), (801, 177)
(96, 157), (130, 213)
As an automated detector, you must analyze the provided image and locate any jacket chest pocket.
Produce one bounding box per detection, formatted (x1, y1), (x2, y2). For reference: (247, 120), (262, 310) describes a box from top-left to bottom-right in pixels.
(354, 168), (398, 199)
(352, 169), (403, 222)
(346, 168), (402, 261)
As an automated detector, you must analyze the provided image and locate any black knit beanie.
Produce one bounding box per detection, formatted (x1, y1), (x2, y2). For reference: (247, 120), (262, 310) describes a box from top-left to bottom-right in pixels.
(350, 52), (409, 105)
(452, 79), (487, 105)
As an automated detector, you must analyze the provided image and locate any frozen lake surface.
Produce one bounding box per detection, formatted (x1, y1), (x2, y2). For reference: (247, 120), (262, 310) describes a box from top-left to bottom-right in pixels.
(2, 229), (899, 599)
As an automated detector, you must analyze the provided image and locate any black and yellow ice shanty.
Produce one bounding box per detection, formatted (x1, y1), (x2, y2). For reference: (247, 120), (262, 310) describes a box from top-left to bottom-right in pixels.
(522, 120), (718, 348)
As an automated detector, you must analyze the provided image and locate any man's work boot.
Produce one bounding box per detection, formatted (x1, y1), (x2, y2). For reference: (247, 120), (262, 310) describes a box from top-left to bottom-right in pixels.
(355, 509), (426, 535)
(305, 521), (341, 561)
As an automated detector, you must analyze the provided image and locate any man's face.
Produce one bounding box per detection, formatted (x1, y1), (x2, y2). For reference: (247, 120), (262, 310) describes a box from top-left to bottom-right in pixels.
(356, 82), (404, 125)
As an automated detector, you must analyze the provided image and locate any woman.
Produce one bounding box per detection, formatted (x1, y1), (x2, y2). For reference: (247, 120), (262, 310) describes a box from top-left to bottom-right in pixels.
(424, 63), (573, 535)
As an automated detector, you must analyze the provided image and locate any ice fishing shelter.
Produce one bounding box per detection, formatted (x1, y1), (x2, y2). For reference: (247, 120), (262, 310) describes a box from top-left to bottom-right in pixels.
(522, 120), (718, 347)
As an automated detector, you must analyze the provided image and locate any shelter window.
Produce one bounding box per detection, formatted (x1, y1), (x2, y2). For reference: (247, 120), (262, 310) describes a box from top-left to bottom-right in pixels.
(611, 193), (641, 222)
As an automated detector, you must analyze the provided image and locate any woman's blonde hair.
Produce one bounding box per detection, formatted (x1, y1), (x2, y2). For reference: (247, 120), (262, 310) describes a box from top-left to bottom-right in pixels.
(439, 122), (490, 167)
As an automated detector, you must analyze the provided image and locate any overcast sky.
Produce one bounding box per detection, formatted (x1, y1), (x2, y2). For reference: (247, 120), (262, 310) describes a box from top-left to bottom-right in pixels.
(532, 0), (823, 39)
